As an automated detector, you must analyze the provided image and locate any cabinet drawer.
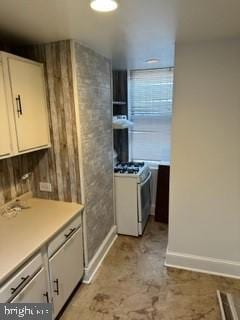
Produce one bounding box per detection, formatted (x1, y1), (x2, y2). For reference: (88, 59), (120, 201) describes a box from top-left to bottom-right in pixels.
(11, 268), (48, 303)
(48, 214), (82, 257)
(0, 253), (42, 302)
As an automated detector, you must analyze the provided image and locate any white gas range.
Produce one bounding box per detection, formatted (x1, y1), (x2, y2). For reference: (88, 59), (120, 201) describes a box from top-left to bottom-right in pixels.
(114, 162), (152, 236)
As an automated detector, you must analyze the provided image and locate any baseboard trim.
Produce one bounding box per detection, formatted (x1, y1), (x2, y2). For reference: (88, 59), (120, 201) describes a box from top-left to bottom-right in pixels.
(83, 225), (118, 284)
(165, 249), (240, 279)
(150, 204), (155, 216)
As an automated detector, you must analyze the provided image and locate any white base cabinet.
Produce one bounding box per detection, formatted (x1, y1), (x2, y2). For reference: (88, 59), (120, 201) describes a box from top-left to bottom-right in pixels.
(0, 254), (43, 303)
(50, 227), (84, 317)
(0, 212), (84, 319)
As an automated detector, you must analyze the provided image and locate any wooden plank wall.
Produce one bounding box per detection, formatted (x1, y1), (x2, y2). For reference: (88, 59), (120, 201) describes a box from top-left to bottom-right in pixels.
(0, 40), (82, 205)
(0, 153), (39, 205)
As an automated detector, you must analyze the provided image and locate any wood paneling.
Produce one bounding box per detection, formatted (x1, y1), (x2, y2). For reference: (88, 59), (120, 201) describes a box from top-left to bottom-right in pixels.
(0, 153), (37, 205)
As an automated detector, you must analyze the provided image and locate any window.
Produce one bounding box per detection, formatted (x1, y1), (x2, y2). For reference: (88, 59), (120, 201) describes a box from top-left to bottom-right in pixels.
(129, 68), (174, 164)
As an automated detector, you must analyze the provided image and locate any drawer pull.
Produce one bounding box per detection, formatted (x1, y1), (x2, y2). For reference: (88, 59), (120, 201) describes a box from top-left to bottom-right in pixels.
(43, 291), (49, 303)
(54, 278), (59, 296)
(16, 94), (23, 117)
(64, 228), (76, 239)
(10, 276), (30, 295)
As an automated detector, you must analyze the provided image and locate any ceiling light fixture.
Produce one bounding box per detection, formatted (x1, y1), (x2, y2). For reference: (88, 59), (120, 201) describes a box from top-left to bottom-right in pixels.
(90, 0), (118, 12)
(146, 58), (159, 64)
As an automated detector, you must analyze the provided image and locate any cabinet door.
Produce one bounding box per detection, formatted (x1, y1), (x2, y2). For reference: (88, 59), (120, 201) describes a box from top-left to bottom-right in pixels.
(0, 62), (12, 158)
(8, 57), (50, 152)
(11, 268), (48, 303)
(49, 228), (84, 317)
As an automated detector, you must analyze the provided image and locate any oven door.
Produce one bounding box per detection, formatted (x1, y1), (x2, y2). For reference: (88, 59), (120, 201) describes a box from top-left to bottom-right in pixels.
(137, 171), (152, 235)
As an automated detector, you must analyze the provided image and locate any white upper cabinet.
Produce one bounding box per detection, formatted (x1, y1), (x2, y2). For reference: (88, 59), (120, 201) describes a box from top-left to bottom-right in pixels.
(0, 62), (12, 158)
(8, 57), (50, 152)
(0, 52), (50, 159)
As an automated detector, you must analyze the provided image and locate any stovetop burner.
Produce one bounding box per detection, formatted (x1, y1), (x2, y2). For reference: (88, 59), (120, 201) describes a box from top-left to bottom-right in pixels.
(118, 162), (144, 168)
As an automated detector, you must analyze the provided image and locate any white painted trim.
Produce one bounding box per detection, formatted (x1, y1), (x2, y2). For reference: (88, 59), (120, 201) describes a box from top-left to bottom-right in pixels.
(217, 291), (226, 320)
(165, 249), (240, 279)
(83, 225), (118, 284)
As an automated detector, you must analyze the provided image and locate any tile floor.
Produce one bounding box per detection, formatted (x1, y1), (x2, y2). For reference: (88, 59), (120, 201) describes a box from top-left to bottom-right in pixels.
(60, 217), (240, 320)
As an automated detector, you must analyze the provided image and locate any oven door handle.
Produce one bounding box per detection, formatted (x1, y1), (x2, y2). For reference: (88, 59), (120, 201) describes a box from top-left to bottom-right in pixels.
(139, 171), (152, 187)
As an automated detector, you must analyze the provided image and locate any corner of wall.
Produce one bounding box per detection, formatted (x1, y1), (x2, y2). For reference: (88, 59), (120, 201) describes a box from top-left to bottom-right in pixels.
(83, 225), (117, 284)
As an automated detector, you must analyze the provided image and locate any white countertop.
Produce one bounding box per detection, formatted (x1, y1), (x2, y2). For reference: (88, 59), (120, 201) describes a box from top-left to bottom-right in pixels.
(0, 196), (84, 285)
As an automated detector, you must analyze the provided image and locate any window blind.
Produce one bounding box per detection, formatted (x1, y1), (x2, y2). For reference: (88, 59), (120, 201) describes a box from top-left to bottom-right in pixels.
(129, 68), (174, 163)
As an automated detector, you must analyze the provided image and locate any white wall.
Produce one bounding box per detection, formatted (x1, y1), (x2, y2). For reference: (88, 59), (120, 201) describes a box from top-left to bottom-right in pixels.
(166, 39), (240, 278)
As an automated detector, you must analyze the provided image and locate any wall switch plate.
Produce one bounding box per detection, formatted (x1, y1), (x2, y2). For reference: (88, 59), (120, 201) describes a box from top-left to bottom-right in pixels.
(39, 182), (52, 192)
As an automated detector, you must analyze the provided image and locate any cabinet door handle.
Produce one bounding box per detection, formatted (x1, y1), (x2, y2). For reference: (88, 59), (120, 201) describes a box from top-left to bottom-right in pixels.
(64, 228), (76, 239)
(10, 275), (30, 295)
(43, 291), (49, 303)
(16, 94), (23, 117)
(53, 279), (59, 296)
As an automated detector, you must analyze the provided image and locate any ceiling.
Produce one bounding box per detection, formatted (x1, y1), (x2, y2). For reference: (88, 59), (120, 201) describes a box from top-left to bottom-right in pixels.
(0, 0), (240, 69)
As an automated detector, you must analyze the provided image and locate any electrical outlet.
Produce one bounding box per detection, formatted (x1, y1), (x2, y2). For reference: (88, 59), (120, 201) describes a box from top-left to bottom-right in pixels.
(39, 182), (52, 192)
